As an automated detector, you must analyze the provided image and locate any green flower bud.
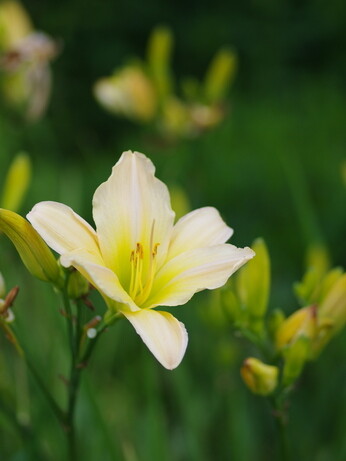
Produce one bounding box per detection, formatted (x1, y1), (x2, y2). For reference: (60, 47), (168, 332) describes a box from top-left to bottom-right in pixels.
(0, 208), (62, 286)
(240, 357), (278, 396)
(236, 238), (270, 320)
(67, 270), (89, 299)
(0, 272), (5, 298)
(276, 305), (317, 351)
(204, 48), (237, 104)
(1, 153), (32, 212)
(282, 336), (310, 387)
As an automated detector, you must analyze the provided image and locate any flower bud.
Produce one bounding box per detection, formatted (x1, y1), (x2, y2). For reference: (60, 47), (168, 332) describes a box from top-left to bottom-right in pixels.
(236, 238), (269, 320)
(0, 0), (33, 49)
(276, 305), (317, 351)
(1, 153), (32, 212)
(67, 270), (89, 299)
(0, 272), (5, 298)
(294, 244), (330, 305)
(204, 48), (237, 104)
(240, 357), (278, 396)
(147, 25), (173, 101)
(282, 336), (310, 387)
(267, 308), (285, 339)
(314, 273), (346, 354)
(0, 208), (62, 285)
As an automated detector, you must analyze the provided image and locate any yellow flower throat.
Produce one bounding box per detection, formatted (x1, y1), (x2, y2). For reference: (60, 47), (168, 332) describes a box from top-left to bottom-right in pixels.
(129, 224), (160, 305)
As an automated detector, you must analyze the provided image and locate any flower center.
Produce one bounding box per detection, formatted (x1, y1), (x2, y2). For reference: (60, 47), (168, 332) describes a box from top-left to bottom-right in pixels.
(129, 222), (160, 305)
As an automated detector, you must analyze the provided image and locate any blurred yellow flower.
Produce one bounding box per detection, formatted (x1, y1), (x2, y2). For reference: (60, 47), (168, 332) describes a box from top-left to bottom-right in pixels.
(27, 150), (254, 369)
(94, 65), (157, 122)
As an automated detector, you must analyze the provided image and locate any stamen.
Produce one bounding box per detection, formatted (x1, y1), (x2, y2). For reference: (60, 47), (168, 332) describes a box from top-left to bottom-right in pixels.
(128, 221), (160, 305)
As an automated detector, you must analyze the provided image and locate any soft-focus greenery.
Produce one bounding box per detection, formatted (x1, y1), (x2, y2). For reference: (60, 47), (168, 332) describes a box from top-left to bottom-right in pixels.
(0, 1), (346, 460)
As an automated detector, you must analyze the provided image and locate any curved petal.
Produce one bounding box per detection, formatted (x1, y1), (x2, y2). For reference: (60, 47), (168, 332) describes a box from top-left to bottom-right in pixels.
(168, 207), (233, 260)
(92, 151), (175, 289)
(27, 201), (101, 257)
(60, 250), (139, 312)
(123, 309), (188, 369)
(145, 244), (255, 308)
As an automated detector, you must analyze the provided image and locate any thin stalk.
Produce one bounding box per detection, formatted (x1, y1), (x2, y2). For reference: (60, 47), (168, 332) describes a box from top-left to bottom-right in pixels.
(62, 276), (77, 362)
(269, 395), (290, 461)
(0, 395), (30, 438)
(25, 356), (65, 423)
(10, 324), (65, 424)
(61, 285), (109, 461)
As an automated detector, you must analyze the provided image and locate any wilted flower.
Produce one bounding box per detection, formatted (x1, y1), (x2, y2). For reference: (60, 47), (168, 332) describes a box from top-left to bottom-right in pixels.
(94, 25), (236, 140)
(27, 151), (254, 369)
(0, 0), (59, 120)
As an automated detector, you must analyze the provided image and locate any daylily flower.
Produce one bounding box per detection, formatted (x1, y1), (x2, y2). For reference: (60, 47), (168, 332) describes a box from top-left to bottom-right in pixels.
(27, 151), (254, 369)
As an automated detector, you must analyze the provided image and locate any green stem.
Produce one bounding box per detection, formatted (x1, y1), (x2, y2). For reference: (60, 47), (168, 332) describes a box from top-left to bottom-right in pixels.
(0, 395), (30, 438)
(269, 396), (290, 461)
(25, 356), (65, 423)
(10, 324), (65, 424)
(62, 286), (109, 461)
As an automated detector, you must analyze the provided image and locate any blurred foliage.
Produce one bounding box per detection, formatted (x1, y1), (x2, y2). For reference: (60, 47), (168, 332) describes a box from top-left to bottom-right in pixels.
(0, 0), (346, 460)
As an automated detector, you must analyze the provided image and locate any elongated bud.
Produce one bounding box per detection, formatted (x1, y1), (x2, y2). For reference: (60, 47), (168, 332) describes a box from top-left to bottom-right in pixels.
(294, 244), (330, 305)
(276, 305), (317, 350)
(67, 270), (89, 299)
(147, 25), (173, 101)
(267, 308), (285, 339)
(0, 0), (33, 49)
(236, 238), (269, 320)
(314, 274), (346, 354)
(282, 336), (310, 387)
(204, 48), (237, 104)
(1, 153), (32, 212)
(0, 272), (5, 298)
(240, 357), (278, 396)
(0, 208), (61, 285)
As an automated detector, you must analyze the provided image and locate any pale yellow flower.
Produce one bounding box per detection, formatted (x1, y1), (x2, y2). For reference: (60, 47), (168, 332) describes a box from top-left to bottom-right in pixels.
(27, 151), (254, 369)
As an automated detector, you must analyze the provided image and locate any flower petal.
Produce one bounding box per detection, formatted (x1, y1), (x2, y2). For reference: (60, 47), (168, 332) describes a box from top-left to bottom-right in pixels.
(123, 309), (188, 369)
(27, 201), (101, 257)
(92, 151), (175, 289)
(60, 250), (139, 312)
(145, 244), (255, 308)
(168, 207), (233, 259)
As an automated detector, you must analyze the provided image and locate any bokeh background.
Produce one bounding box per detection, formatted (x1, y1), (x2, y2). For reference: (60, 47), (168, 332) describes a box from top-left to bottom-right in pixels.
(0, 1), (346, 460)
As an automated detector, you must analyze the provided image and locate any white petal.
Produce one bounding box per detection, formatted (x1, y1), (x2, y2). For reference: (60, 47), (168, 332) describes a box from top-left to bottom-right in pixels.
(145, 244), (255, 308)
(168, 207), (233, 259)
(123, 309), (188, 369)
(27, 201), (101, 257)
(60, 250), (139, 312)
(92, 151), (175, 289)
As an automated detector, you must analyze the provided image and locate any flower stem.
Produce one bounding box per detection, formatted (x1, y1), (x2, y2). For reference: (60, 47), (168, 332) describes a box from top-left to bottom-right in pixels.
(61, 286), (109, 461)
(270, 395), (290, 461)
